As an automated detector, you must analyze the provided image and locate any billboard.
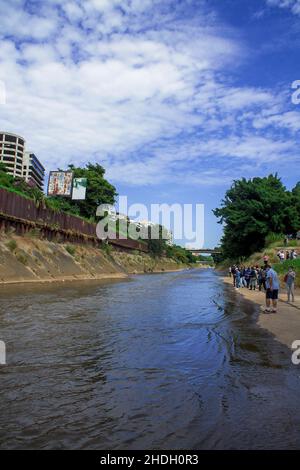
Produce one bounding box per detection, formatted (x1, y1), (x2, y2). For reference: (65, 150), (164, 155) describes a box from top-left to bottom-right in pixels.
(47, 171), (73, 197)
(72, 178), (87, 200)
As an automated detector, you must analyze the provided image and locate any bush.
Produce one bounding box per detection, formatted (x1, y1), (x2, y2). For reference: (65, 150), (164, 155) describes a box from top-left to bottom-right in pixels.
(165, 244), (198, 264)
(16, 251), (28, 265)
(101, 242), (112, 256)
(273, 258), (300, 274)
(65, 245), (76, 256)
(265, 233), (284, 247)
(6, 240), (17, 252)
(25, 228), (41, 238)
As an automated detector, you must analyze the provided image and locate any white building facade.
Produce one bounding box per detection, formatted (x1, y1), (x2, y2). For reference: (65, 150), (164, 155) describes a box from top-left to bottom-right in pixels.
(0, 132), (45, 190)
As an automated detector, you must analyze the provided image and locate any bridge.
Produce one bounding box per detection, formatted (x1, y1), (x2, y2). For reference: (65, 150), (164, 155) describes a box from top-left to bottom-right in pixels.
(186, 248), (222, 255)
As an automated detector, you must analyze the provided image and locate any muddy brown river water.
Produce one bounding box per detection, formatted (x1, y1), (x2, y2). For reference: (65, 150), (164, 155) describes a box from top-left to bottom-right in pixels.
(0, 269), (299, 449)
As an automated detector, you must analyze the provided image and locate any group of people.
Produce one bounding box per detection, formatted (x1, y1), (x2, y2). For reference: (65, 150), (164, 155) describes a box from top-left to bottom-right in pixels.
(229, 260), (296, 313)
(276, 249), (297, 262)
(229, 265), (267, 291)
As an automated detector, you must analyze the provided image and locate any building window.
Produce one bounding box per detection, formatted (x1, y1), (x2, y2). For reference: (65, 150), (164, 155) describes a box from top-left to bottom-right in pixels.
(5, 135), (17, 143)
(4, 143), (16, 150)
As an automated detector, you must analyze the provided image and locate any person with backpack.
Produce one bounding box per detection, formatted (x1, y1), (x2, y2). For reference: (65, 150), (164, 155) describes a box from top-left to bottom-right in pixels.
(258, 266), (266, 292)
(284, 267), (296, 303)
(244, 267), (251, 288)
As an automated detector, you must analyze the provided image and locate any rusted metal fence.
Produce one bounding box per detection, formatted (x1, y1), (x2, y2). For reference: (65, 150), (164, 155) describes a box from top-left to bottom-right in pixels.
(0, 188), (148, 252)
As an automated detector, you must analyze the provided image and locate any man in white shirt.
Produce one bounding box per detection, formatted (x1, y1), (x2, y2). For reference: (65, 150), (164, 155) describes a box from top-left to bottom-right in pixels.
(265, 265), (280, 313)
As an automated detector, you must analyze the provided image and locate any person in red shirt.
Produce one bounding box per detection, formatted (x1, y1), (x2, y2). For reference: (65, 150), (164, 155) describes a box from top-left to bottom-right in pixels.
(263, 254), (269, 266)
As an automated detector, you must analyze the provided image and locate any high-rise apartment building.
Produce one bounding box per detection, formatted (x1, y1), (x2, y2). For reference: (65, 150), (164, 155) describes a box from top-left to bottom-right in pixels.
(23, 152), (45, 191)
(0, 132), (45, 190)
(0, 131), (25, 178)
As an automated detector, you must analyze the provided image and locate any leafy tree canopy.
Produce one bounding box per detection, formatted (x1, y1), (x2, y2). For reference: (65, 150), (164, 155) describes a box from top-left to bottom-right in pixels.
(213, 174), (300, 259)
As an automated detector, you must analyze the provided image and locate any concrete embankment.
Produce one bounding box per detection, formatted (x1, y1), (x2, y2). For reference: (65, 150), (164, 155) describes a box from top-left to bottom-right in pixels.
(0, 234), (191, 285)
(222, 276), (300, 348)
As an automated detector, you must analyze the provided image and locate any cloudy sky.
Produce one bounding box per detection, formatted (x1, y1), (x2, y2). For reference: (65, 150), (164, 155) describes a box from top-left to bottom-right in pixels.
(0, 0), (300, 247)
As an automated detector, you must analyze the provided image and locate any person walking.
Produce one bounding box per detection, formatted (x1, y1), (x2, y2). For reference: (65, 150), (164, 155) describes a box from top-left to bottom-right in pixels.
(291, 249), (297, 260)
(241, 266), (247, 287)
(285, 267), (296, 303)
(264, 265), (280, 314)
(228, 266), (232, 278)
(249, 266), (257, 290)
(231, 265), (237, 287)
(284, 235), (289, 247)
(235, 268), (241, 289)
(258, 266), (266, 292)
(245, 266), (251, 288)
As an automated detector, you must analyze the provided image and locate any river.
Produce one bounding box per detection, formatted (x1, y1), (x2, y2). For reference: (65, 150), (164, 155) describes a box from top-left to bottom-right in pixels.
(0, 269), (299, 449)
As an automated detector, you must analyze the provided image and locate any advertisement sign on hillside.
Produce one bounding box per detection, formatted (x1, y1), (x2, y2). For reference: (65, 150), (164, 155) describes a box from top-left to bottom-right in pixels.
(72, 178), (87, 200)
(47, 171), (73, 197)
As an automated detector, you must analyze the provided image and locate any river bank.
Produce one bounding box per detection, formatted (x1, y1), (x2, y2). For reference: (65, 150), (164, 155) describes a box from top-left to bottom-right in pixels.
(0, 233), (192, 285)
(222, 276), (300, 348)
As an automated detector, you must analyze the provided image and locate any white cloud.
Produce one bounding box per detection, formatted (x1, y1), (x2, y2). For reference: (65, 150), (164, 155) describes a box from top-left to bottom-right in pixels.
(266, 0), (300, 15)
(0, 0), (299, 188)
(253, 111), (300, 132)
(219, 88), (274, 111)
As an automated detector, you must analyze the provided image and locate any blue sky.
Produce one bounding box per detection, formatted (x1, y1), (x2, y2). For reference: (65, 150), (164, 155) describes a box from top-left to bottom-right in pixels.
(0, 0), (300, 247)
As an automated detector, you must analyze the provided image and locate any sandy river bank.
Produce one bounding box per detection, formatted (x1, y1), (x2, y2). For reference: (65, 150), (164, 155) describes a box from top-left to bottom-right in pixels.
(0, 234), (192, 285)
(222, 276), (300, 348)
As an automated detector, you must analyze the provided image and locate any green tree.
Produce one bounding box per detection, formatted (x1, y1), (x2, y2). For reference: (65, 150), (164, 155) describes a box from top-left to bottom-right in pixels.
(165, 244), (198, 264)
(48, 163), (117, 221)
(291, 182), (300, 223)
(213, 175), (300, 259)
(147, 224), (167, 257)
(0, 163), (46, 205)
(0, 162), (13, 187)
